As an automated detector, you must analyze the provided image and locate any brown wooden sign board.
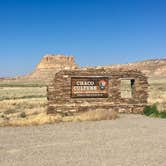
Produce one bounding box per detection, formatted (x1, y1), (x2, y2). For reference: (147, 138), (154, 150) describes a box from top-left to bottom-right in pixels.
(71, 77), (109, 98)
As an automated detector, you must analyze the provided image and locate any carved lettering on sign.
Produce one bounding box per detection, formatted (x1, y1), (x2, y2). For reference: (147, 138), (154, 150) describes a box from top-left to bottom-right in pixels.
(71, 77), (109, 98)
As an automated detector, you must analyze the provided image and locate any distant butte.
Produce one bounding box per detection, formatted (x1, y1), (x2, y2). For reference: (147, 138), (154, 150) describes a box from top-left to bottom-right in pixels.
(23, 54), (78, 83)
(0, 54), (166, 84)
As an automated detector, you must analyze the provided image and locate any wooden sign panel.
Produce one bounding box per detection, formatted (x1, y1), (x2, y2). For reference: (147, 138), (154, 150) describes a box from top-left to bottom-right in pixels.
(71, 77), (108, 98)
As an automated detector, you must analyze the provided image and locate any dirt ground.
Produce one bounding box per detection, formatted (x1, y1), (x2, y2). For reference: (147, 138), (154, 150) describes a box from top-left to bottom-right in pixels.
(0, 114), (166, 166)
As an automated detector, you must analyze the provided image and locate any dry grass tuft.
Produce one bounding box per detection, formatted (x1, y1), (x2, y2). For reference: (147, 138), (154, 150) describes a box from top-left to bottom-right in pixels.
(74, 109), (118, 122)
(0, 85), (118, 127)
(0, 113), (61, 127)
(0, 109), (118, 127)
(0, 86), (46, 101)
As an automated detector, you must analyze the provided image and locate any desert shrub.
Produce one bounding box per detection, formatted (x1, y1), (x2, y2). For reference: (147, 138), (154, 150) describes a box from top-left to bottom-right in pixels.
(1, 114), (5, 118)
(144, 104), (158, 116)
(144, 104), (166, 118)
(60, 112), (73, 117)
(4, 108), (16, 115)
(20, 112), (26, 118)
(158, 112), (166, 118)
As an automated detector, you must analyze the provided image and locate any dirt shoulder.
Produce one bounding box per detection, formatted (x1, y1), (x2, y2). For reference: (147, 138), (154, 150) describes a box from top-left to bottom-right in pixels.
(0, 114), (166, 166)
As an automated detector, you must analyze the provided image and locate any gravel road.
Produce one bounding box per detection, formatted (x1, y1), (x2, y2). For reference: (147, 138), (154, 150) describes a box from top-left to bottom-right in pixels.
(0, 114), (166, 166)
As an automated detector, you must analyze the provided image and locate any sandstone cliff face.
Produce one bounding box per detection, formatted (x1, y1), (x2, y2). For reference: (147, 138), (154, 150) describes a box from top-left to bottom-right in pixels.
(36, 54), (77, 70)
(23, 54), (78, 83)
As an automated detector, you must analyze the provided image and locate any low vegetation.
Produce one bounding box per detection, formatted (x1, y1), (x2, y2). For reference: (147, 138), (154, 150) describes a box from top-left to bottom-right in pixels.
(144, 104), (166, 118)
(0, 86), (46, 101)
(0, 84), (118, 126)
(63, 109), (118, 122)
(0, 81), (46, 87)
(0, 85), (47, 126)
(0, 78), (166, 126)
(0, 110), (118, 127)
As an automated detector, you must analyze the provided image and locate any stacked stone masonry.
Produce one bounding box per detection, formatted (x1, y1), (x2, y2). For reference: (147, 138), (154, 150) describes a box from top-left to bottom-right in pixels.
(47, 67), (149, 114)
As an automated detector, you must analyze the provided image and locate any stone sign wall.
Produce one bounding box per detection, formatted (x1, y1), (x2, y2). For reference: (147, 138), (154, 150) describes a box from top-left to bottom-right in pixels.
(47, 67), (149, 114)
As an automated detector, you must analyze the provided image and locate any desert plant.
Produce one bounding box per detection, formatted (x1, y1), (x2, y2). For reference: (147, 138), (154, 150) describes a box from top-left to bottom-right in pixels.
(144, 104), (158, 116)
(20, 112), (26, 118)
(77, 109), (118, 121)
(60, 112), (73, 117)
(4, 108), (16, 115)
(158, 112), (166, 118)
(1, 114), (5, 118)
(144, 104), (166, 118)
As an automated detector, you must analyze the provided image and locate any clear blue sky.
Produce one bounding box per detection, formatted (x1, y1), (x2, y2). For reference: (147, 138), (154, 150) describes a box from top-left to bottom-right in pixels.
(0, 0), (166, 77)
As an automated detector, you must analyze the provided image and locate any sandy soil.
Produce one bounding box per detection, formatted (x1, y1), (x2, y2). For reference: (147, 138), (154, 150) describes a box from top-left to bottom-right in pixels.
(0, 114), (166, 166)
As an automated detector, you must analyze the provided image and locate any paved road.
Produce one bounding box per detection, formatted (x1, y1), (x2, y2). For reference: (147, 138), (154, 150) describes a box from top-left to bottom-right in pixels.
(0, 114), (166, 166)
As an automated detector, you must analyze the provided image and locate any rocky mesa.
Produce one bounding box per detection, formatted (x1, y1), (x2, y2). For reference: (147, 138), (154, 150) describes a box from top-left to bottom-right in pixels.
(22, 56), (166, 83)
(23, 54), (78, 82)
(0, 54), (166, 84)
(101, 58), (166, 78)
